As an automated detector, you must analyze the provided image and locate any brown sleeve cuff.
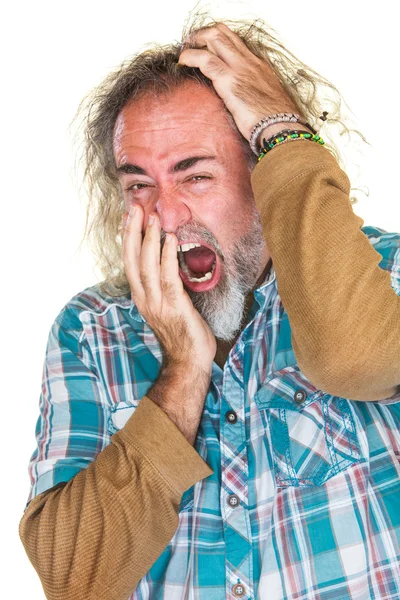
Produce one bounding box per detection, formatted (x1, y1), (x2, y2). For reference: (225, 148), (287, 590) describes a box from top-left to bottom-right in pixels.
(113, 396), (213, 496)
(250, 140), (347, 203)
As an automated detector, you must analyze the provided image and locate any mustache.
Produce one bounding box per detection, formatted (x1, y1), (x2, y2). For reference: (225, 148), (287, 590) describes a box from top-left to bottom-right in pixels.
(159, 226), (223, 261)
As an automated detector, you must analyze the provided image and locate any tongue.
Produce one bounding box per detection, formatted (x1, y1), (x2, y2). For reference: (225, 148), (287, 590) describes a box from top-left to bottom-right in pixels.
(184, 246), (216, 276)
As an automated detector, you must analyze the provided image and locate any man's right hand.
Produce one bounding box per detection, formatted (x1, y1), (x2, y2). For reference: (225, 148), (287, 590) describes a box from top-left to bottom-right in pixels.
(122, 204), (217, 378)
(122, 204), (217, 444)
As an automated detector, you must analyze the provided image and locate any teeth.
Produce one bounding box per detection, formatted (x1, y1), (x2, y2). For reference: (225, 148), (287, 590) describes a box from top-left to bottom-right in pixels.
(187, 262), (216, 283)
(176, 242), (218, 284)
(178, 243), (201, 253)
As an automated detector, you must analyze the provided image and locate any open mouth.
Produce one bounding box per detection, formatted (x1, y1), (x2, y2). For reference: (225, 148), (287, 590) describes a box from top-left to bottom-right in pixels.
(177, 242), (220, 290)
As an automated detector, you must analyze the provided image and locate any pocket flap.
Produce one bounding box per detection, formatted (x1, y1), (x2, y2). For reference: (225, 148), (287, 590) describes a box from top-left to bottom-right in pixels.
(254, 365), (324, 411)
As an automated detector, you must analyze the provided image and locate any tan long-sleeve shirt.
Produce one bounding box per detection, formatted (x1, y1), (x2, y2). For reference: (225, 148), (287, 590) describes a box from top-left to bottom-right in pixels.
(19, 141), (400, 599)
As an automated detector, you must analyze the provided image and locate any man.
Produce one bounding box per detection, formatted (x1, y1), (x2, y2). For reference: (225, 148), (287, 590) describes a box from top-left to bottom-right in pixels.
(19, 18), (400, 600)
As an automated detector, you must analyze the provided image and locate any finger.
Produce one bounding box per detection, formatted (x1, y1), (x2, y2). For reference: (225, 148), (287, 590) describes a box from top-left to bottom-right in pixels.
(188, 25), (245, 67)
(188, 23), (258, 63)
(213, 23), (256, 56)
(122, 204), (145, 306)
(178, 48), (229, 81)
(160, 233), (184, 306)
(139, 212), (162, 309)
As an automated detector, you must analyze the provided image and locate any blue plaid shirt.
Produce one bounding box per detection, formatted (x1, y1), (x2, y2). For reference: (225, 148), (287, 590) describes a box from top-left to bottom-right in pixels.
(26, 226), (400, 599)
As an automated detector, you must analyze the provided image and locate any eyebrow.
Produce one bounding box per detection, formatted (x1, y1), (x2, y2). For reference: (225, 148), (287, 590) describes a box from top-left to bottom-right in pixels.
(116, 155), (216, 177)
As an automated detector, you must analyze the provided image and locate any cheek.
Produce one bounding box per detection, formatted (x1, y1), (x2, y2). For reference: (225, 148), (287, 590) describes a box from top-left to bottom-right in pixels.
(203, 179), (254, 238)
(122, 200), (152, 234)
(123, 196), (151, 217)
(212, 177), (251, 207)
(217, 209), (254, 254)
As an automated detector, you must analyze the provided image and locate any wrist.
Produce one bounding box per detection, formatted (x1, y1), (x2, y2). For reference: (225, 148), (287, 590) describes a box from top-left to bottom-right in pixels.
(147, 365), (210, 446)
(255, 123), (314, 154)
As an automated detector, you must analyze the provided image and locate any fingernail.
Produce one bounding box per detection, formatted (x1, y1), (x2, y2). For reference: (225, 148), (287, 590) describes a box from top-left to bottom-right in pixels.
(129, 205), (136, 217)
(165, 233), (172, 244)
(148, 214), (155, 226)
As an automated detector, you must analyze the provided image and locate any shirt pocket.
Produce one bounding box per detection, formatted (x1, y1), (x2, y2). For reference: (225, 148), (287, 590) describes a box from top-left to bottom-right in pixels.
(254, 365), (363, 487)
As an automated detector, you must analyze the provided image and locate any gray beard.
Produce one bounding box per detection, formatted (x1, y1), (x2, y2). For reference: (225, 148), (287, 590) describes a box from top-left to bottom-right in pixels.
(181, 209), (266, 343)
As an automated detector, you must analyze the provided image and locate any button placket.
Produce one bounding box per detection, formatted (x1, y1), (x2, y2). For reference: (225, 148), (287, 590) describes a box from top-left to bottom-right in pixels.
(221, 370), (253, 600)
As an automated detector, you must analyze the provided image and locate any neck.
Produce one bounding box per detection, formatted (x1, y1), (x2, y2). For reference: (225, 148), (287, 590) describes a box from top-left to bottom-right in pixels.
(254, 258), (272, 291)
(241, 257), (272, 329)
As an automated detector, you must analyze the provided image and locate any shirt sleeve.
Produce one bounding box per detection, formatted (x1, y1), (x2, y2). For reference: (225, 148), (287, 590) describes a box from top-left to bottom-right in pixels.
(24, 317), (112, 505)
(251, 141), (400, 402)
(19, 314), (213, 600)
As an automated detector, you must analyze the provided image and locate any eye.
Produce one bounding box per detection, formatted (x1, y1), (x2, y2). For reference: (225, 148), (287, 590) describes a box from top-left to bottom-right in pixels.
(125, 183), (150, 192)
(186, 175), (212, 183)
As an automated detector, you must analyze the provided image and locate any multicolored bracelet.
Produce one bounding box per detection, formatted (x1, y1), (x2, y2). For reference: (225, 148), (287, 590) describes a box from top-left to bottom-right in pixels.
(249, 113), (317, 155)
(258, 129), (325, 162)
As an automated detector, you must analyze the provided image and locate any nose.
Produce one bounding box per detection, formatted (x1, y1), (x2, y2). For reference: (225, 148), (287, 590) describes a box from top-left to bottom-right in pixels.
(155, 189), (193, 234)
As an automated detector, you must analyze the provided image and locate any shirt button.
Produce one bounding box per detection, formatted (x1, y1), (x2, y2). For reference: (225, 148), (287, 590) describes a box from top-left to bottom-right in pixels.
(225, 410), (237, 424)
(232, 583), (246, 597)
(227, 494), (240, 508)
(294, 389), (307, 403)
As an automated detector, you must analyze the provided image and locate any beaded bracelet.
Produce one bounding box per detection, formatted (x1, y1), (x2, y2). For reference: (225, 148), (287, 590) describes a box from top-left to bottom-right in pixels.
(249, 113), (316, 155)
(258, 129), (325, 162)
(249, 111), (329, 156)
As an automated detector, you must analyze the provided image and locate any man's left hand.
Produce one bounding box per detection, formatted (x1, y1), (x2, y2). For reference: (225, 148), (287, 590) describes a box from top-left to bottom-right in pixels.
(178, 23), (300, 140)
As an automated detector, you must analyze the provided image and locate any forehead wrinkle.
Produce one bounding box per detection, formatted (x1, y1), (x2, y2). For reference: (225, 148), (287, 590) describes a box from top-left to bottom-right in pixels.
(113, 84), (245, 168)
(114, 90), (233, 143)
(115, 119), (233, 141)
(113, 121), (228, 164)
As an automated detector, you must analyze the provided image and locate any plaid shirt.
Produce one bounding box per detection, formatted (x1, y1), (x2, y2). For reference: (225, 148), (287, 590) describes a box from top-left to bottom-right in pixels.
(26, 225), (400, 600)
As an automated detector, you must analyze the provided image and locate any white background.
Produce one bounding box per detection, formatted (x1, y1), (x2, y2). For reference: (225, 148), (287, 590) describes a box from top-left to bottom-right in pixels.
(2, 0), (399, 597)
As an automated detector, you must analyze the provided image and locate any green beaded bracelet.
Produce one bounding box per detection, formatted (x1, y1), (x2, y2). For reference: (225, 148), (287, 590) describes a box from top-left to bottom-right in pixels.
(258, 129), (325, 162)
